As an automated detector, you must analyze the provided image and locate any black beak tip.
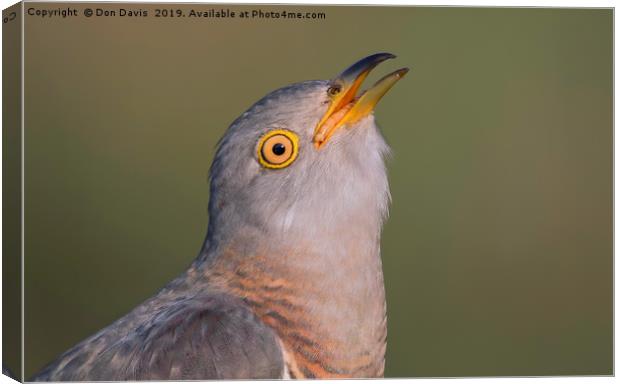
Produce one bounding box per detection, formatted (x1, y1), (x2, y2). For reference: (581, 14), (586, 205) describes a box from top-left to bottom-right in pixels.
(338, 52), (398, 81)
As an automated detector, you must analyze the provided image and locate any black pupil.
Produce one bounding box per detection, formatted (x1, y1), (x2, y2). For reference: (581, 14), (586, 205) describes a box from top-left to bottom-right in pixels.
(272, 143), (286, 156)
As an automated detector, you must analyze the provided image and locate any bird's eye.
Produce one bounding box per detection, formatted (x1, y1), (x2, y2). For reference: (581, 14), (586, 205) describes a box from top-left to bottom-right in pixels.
(327, 85), (341, 96)
(257, 129), (299, 169)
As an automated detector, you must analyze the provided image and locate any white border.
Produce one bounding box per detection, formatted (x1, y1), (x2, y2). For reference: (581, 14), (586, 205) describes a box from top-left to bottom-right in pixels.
(0, 1), (615, 384)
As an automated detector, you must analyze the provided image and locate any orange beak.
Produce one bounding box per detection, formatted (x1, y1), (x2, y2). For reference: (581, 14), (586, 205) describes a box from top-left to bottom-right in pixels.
(313, 53), (409, 149)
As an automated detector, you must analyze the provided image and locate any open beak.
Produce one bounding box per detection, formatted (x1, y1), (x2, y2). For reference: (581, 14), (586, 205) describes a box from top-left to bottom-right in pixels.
(313, 53), (409, 149)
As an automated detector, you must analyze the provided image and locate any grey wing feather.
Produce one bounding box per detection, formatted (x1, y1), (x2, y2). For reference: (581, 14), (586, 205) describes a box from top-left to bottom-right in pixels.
(31, 293), (285, 381)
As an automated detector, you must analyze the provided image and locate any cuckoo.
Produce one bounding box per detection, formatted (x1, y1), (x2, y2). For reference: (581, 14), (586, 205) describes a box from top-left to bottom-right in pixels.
(31, 53), (408, 380)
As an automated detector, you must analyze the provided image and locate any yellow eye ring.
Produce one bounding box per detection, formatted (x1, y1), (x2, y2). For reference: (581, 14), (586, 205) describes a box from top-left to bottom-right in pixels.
(257, 129), (299, 169)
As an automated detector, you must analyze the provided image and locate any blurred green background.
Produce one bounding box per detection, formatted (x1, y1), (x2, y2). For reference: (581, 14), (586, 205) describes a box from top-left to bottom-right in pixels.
(22, 4), (611, 378)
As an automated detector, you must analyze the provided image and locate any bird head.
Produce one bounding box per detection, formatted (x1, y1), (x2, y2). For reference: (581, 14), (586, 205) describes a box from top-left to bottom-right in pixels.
(204, 53), (408, 256)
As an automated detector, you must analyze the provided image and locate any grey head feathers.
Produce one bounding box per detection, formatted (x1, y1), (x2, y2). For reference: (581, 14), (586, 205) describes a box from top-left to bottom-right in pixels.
(201, 80), (391, 261)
